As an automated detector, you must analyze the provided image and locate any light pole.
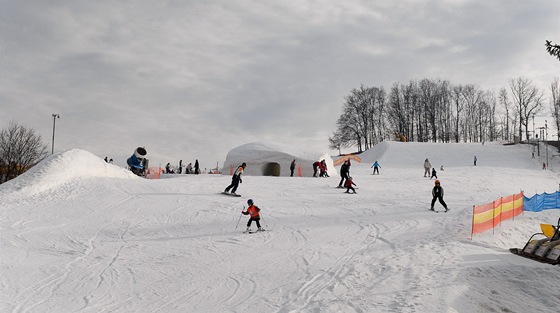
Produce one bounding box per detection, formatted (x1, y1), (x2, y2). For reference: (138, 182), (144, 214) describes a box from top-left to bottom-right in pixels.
(51, 114), (60, 154)
(545, 120), (549, 168)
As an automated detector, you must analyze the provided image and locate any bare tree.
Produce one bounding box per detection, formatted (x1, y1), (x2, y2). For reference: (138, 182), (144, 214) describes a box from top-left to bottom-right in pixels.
(499, 88), (512, 141)
(509, 77), (544, 141)
(550, 78), (560, 142)
(0, 121), (48, 184)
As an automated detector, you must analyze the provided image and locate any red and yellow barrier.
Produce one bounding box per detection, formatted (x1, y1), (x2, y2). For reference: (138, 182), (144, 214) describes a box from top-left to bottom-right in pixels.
(471, 192), (524, 235)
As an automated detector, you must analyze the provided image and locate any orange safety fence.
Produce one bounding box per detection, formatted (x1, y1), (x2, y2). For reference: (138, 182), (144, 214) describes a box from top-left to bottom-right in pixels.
(471, 192), (524, 236)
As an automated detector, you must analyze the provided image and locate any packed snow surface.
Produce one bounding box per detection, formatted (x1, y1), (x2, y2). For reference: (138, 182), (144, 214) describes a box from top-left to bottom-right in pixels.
(1, 142), (559, 313)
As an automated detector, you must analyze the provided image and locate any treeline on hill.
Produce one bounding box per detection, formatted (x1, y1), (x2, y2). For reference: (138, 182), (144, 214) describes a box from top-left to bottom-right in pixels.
(330, 77), (560, 153)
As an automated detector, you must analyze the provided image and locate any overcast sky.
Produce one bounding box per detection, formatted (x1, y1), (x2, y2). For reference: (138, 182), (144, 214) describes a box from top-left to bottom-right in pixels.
(1, 0), (559, 169)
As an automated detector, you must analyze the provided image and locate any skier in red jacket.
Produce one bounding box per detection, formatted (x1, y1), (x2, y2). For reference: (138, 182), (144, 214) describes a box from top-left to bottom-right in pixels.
(242, 199), (264, 232)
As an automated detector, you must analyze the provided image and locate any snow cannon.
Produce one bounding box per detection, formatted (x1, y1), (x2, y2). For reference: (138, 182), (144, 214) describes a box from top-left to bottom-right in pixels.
(127, 147), (149, 177)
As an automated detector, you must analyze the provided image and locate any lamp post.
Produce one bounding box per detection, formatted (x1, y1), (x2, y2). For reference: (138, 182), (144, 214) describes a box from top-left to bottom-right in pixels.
(545, 120), (549, 168)
(51, 114), (60, 154)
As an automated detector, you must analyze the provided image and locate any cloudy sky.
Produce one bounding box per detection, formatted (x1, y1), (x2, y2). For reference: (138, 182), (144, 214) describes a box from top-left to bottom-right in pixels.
(1, 0), (559, 169)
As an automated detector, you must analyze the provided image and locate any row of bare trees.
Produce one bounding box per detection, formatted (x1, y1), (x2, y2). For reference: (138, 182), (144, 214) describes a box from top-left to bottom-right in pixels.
(0, 122), (48, 184)
(330, 77), (560, 154)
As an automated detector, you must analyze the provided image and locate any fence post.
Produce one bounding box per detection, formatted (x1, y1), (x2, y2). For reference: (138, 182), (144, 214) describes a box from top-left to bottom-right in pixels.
(470, 205), (475, 240)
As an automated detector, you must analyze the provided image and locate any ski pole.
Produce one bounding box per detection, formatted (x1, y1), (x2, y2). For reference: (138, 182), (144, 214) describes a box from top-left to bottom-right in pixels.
(235, 206), (245, 230)
(260, 211), (269, 228)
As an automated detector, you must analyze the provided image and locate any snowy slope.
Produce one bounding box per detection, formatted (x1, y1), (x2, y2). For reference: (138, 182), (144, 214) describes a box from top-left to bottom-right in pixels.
(1, 142), (559, 313)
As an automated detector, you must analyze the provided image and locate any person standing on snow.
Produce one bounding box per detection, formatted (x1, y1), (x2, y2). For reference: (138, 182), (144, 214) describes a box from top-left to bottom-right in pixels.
(224, 162), (246, 195)
(423, 158), (432, 177)
(290, 159), (296, 177)
(371, 161), (381, 175)
(430, 180), (448, 212)
(474, 156), (477, 166)
(242, 199), (264, 232)
(194, 159), (200, 174)
(344, 176), (357, 194)
(338, 160), (350, 188)
(430, 168), (437, 180)
(313, 161), (320, 177)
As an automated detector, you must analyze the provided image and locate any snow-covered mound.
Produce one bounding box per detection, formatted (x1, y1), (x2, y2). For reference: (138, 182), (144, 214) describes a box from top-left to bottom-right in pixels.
(358, 141), (536, 169)
(222, 141), (336, 177)
(0, 149), (138, 196)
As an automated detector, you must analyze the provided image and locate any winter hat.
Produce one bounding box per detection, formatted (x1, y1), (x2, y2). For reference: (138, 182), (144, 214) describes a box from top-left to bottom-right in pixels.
(435, 180), (440, 185)
(247, 199), (254, 205)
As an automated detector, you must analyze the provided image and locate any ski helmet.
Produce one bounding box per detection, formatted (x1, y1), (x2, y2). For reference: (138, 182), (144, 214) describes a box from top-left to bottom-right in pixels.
(247, 199), (254, 205)
(435, 180), (440, 185)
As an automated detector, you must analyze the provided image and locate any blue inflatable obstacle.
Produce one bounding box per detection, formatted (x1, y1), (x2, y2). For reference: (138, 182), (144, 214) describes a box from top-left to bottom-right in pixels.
(127, 147), (149, 176)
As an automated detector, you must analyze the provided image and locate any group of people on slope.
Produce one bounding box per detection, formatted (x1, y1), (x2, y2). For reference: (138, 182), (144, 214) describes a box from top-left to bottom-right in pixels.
(312, 160), (330, 177)
(224, 157), (450, 233)
(166, 160), (200, 174)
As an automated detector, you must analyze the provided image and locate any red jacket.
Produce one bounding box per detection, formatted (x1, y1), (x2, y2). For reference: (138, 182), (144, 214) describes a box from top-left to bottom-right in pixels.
(344, 179), (356, 187)
(244, 205), (260, 218)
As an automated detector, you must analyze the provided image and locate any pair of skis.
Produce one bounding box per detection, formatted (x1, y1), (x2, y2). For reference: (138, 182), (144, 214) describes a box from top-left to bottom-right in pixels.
(430, 208), (449, 213)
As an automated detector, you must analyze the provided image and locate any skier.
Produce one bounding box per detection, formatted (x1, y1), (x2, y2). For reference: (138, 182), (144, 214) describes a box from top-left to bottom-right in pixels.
(430, 180), (449, 212)
(290, 159), (296, 177)
(344, 176), (357, 194)
(430, 168), (437, 180)
(423, 158), (432, 177)
(371, 161), (381, 175)
(242, 199), (264, 232)
(224, 162), (246, 195)
(320, 160), (329, 177)
(313, 161), (320, 177)
(338, 160), (350, 188)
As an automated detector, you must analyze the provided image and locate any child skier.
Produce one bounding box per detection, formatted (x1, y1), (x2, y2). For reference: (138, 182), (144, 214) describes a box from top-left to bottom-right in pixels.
(344, 176), (357, 194)
(430, 180), (449, 212)
(430, 168), (437, 179)
(371, 161), (381, 175)
(242, 199), (264, 232)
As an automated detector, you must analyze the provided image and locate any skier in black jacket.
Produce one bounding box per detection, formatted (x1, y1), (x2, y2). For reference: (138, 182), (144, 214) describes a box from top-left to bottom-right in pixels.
(338, 160), (350, 188)
(430, 180), (449, 212)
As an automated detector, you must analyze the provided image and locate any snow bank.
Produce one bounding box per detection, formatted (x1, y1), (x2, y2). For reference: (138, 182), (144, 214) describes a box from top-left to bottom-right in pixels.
(357, 141), (536, 169)
(222, 142), (336, 177)
(0, 149), (138, 196)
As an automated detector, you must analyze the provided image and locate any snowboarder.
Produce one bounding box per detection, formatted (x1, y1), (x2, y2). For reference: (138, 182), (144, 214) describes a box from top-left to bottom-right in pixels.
(430, 180), (448, 212)
(344, 176), (357, 194)
(371, 161), (381, 175)
(338, 160), (350, 187)
(290, 159), (296, 177)
(224, 162), (246, 195)
(243, 199), (263, 232)
(430, 168), (437, 180)
(424, 158), (431, 177)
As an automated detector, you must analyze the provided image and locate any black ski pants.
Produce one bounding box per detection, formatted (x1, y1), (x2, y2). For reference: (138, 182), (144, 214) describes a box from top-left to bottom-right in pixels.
(431, 196), (447, 209)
